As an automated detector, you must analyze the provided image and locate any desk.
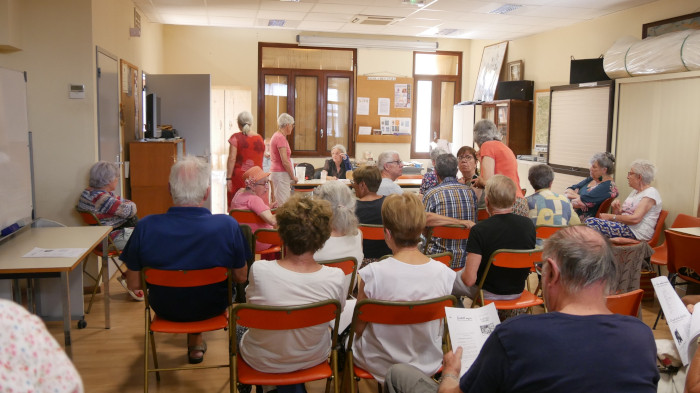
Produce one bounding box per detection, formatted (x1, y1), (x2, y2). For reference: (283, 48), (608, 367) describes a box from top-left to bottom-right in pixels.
(0, 226), (111, 358)
(668, 227), (700, 237)
(293, 178), (422, 190)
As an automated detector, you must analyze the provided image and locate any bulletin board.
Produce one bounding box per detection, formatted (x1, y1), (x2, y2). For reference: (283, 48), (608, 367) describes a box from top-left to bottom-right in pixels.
(355, 75), (414, 143)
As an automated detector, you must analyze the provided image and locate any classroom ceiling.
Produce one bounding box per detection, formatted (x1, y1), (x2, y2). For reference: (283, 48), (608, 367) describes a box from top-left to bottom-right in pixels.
(133, 0), (656, 41)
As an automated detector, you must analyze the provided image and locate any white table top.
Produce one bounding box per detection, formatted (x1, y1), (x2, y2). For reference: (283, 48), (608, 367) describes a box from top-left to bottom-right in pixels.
(0, 226), (111, 274)
(668, 227), (700, 237)
(295, 178), (422, 188)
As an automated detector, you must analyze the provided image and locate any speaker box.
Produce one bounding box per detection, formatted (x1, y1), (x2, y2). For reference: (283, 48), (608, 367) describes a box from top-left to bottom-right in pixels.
(570, 58), (610, 84)
(496, 80), (534, 101)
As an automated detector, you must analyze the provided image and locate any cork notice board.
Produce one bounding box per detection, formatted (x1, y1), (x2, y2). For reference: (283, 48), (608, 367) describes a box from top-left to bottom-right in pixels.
(356, 75), (413, 143)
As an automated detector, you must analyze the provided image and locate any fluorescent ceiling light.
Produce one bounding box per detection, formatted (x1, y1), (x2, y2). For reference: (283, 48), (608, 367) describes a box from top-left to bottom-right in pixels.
(297, 35), (438, 51)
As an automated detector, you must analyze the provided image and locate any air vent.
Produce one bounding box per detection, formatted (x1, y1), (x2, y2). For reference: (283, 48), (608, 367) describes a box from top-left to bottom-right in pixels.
(268, 19), (286, 27)
(489, 4), (523, 15)
(351, 14), (404, 26)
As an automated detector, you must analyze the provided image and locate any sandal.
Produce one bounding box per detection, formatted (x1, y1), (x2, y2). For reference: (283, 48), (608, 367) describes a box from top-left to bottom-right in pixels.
(117, 275), (144, 301)
(188, 340), (207, 364)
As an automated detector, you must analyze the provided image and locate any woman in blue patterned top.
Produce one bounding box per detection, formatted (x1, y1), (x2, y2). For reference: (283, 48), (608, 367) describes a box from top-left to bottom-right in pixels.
(564, 152), (618, 220)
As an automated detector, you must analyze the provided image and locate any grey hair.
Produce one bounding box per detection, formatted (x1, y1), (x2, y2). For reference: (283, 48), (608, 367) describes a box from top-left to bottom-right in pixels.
(528, 164), (554, 191)
(378, 150), (399, 171)
(473, 119), (501, 146)
(543, 226), (617, 294)
(169, 155), (211, 206)
(430, 146), (449, 161)
(89, 161), (119, 188)
(313, 181), (358, 236)
(277, 113), (294, 128)
(630, 159), (656, 185)
(590, 152), (615, 175)
(435, 153), (458, 179)
(237, 111), (253, 135)
(331, 144), (347, 154)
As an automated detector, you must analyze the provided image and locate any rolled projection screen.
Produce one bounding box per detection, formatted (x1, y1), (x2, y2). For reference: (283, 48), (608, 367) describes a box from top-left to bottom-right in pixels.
(604, 30), (700, 79)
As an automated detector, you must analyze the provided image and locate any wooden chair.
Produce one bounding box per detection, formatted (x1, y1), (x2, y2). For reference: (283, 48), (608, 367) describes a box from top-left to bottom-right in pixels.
(232, 300), (342, 393)
(76, 208), (129, 313)
(317, 257), (358, 299)
(471, 249), (544, 313)
(253, 228), (283, 259)
(650, 213), (700, 275)
(142, 267), (233, 392)
(594, 197), (615, 218)
(422, 225), (471, 259)
(606, 289), (644, 317)
(343, 296), (458, 393)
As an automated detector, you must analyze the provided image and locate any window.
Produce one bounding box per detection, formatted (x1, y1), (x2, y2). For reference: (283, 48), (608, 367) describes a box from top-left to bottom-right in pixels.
(258, 44), (356, 157)
(412, 51), (462, 159)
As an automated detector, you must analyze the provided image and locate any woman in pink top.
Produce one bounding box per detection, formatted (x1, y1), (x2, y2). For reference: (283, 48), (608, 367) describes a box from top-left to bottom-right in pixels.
(226, 111), (264, 208)
(472, 119), (528, 216)
(270, 113), (298, 205)
(231, 166), (277, 252)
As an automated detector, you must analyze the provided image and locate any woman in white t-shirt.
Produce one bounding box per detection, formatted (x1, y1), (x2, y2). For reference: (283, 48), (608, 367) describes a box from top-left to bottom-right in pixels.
(585, 159), (662, 241)
(351, 193), (456, 384)
(313, 181), (363, 295)
(239, 194), (346, 393)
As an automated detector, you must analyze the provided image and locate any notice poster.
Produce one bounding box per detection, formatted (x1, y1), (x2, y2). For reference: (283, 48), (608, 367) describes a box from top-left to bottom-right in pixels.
(395, 84), (411, 108)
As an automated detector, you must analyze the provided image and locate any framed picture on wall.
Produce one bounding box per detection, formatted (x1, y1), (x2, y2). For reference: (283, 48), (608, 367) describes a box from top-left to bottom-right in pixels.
(532, 89), (550, 153)
(507, 60), (523, 81)
(642, 11), (700, 38)
(473, 41), (508, 102)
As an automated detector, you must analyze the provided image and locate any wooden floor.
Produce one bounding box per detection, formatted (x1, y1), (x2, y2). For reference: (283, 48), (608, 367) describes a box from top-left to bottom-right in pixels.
(42, 275), (676, 393)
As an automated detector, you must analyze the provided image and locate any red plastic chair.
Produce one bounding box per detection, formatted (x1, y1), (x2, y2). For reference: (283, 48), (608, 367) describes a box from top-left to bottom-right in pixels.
(232, 300), (342, 393)
(142, 267), (233, 392)
(423, 225), (471, 255)
(317, 257), (358, 299)
(253, 228), (283, 259)
(606, 289), (644, 317)
(647, 209), (669, 248)
(535, 224), (567, 240)
(595, 197), (615, 218)
(477, 208), (489, 222)
(343, 296), (458, 393)
(230, 209), (270, 226)
(427, 252), (455, 270)
(651, 213), (700, 275)
(358, 224), (385, 241)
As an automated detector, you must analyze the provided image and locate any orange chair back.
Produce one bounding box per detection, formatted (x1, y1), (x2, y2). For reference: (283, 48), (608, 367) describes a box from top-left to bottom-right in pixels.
(77, 210), (101, 226)
(359, 224), (385, 241)
(234, 300), (341, 330)
(665, 229), (700, 283)
(254, 228), (282, 246)
(671, 213), (700, 229)
(477, 208), (489, 222)
(429, 225), (471, 239)
(317, 257), (358, 298)
(536, 225), (566, 240)
(230, 209), (268, 226)
(606, 289), (643, 317)
(76, 208), (120, 256)
(473, 249), (544, 310)
(489, 249), (543, 269)
(647, 210), (668, 247)
(595, 197), (615, 218)
(143, 266), (229, 288)
(352, 296), (457, 326)
(427, 252), (454, 269)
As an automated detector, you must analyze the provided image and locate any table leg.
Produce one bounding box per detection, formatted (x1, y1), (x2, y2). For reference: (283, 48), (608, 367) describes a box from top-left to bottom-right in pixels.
(102, 236), (111, 329)
(61, 270), (72, 359)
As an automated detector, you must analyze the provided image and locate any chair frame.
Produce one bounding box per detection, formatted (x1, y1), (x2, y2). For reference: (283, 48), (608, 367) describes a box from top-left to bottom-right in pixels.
(651, 213), (700, 275)
(141, 266), (234, 393)
(471, 249), (544, 312)
(317, 257), (358, 299)
(229, 209), (271, 226)
(594, 197), (615, 218)
(606, 289), (644, 317)
(231, 300), (342, 393)
(76, 207), (128, 313)
(422, 225), (471, 256)
(343, 296), (458, 393)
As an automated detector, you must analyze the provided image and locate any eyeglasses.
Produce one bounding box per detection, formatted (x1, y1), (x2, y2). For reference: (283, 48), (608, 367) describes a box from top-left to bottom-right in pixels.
(534, 262), (544, 275)
(254, 180), (269, 186)
(627, 171), (638, 177)
(458, 155), (475, 162)
(388, 160), (403, 166)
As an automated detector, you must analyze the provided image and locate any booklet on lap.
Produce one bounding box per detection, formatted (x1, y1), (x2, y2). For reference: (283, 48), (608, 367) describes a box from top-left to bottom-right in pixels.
(445, 303), (500, 376)
(652, 276), (700, 366)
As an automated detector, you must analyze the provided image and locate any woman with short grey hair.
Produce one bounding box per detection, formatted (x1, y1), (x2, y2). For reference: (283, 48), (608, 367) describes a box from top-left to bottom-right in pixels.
(270, 113), (297, 204)
(226, 111), (264, 207)
(471, 119), (528, 216)
(585, 159), (662, 242)
(565, 152), (619, 220)
(323, 144), (352, 180)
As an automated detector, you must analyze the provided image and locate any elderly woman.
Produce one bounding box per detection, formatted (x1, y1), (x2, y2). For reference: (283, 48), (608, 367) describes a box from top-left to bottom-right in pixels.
(419, 146), (449, 195)
(323, 144), (352, 180)
(313, 181), (363, 294)
(471, 119), (528, 216)
(226, 111), (264, 207)
(270, 113), (297, 205)
(565, 152), (619, 219)
(352, 193), (456, 384)
(353, 165), (392, 268)
(585, 160), (662, 242)
(239, 194), (345, 392)
(230, 166), (276, 252)
(456, 145), (483, 206)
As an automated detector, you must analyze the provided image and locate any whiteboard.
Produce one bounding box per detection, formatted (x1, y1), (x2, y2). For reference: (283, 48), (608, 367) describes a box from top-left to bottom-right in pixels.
(0, 67), (32, 233)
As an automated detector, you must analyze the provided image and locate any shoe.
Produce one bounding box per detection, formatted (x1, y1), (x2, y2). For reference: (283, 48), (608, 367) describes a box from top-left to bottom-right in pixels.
(117, 275), (144, 301)
(188, 341), (207, 364)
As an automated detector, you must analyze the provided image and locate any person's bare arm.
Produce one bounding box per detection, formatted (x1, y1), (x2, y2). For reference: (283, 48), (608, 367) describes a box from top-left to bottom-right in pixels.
(259, 210), (276, 226)
(426, 212), (475, 228)
(437, 347), (463, 393)
(600, 197), (655, 226)
(278, 146), (298, 183)
(472, 156), (494, 189)
(354, 280), (368, 336)
(126, 268), (142, 291)
(461, 253), (482, 288)
(232, 264), (248, 284)
(226, 144), (238, 192)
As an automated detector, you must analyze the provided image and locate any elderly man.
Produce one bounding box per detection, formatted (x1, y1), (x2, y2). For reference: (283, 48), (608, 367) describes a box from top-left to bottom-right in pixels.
(453, 175), (535, 301)
(423, 154), (478, 269)
(122, 155), (250, 364)
(385, 225), (659, 393)
(377, 150), (404, 196)
(526, 164), (580, 226)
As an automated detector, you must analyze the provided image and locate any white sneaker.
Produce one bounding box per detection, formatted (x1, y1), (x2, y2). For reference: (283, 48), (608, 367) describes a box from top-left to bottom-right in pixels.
(117, 275), (144, 301)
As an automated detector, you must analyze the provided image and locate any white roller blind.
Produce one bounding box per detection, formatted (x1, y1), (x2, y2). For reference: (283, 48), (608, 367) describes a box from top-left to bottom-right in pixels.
(549, 86), (611, 173)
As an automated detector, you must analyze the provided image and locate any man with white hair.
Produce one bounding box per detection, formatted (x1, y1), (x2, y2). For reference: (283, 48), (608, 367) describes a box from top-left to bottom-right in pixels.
(385, 225), (659, 393)
(122, 155), (250, 365)
(377, 150), (404, 196)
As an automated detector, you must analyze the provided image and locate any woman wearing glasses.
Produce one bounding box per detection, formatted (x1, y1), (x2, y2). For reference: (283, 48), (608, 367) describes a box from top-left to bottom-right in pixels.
(584, 159), (662, 242)
(456, 145), (483, 206)
(231, 166), (276, 252)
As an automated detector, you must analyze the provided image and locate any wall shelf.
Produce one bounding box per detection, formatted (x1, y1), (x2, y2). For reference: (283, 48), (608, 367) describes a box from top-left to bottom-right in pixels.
(356, 134), (412, 144)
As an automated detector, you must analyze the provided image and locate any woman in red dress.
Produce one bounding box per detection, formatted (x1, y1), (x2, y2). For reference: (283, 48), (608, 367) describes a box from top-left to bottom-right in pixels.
(226, 111), (265, 208)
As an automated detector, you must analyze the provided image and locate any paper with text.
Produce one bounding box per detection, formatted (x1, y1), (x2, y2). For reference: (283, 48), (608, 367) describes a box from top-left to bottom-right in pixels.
(23, 247), (88, 258)
(445, 303), (500, 376)
(652, 276), (700, 365)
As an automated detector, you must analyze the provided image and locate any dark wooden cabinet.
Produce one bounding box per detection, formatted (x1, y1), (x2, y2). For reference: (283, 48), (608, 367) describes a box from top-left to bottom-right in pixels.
(129, 140), (185, 217)
(481, 99), (533, 156)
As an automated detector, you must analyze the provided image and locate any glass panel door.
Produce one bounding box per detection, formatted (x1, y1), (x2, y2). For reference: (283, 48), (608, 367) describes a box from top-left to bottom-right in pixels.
(415, 80), (433, 153)
(263, 75), (288, 138)
(439, 81), (456, 142)
(293, 75), (318, 152)
(326, 76), (350, 150)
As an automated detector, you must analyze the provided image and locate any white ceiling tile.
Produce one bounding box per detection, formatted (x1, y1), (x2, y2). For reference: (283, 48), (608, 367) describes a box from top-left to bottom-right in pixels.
(310, 3), (368, 14)
(207, 7), (259, 18)
(360, 6), (420, 17)
(208, 16), (257, 27)
(256, 10), (309, 19)
(304, 12), (354, 22)
(161, 14), (209, 25)
(297, 20), (344, 31)
(259, 0), (315, 12)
